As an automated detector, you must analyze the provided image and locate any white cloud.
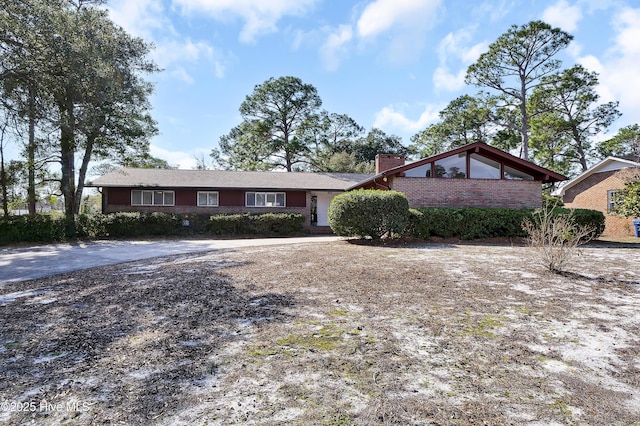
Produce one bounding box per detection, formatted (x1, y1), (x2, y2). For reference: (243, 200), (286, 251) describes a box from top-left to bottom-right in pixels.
(611, 7), (640, 56)
(356, 0), (440, 39)
(106, 0), (172, 40)
(578, 7), (640, 127)
(319, 25), (353, 71)
(172, 0), (317, 43)
(150, 145), (200, 169)
(154, 38), (227, 80)
(542, 0), (583, 32)
(433, 67), (466, 92)
(373, 104), (441, 136)
(433, 28), (487, 92)
(355, 0), (442, 63)
(169, 67), (195, 84)
(472, 0), (515, 22)
(107, 1), (226, 82)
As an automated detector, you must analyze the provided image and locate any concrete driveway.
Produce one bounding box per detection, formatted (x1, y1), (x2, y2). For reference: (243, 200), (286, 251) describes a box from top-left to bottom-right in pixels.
(0, 236), (341, 285)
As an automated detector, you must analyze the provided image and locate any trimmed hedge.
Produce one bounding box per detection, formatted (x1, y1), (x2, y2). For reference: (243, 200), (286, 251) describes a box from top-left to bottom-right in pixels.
(566, 208), (606, 240)
(407, 207), (532, 240)
(328, 190), (409, 239)
(0, 212), (304, 245)
(406, 207), (605, 240)
(0, 215), (67, 244)
(209, 213), (305, 236)
(0, 205), (605, 245)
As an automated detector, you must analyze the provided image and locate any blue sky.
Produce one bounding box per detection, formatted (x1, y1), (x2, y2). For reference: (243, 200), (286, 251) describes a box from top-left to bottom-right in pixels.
(103, 0), (640, 169)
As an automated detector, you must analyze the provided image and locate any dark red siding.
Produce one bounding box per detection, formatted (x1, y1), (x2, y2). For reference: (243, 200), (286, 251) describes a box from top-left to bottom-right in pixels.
(286, 191), (306, 207)
(107, 188), (131, 205)
(104, 188), (307, 208)
(219, 190), (245, 206)
(176, 189), (196, 206)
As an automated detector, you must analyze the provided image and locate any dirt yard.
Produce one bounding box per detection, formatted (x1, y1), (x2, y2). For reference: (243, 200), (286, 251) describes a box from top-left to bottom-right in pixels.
(0, 240), (639, 425)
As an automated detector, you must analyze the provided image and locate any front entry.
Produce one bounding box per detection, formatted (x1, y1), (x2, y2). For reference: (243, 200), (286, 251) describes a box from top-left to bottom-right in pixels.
(310, 192), (337, 227)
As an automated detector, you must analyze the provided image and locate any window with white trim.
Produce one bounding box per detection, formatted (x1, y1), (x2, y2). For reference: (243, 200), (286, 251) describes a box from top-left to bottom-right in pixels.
(607, 190), (618, 213)
(131, 190), (175, 206)
(246, 192), (286, 207)
(197, 191), (219, 207)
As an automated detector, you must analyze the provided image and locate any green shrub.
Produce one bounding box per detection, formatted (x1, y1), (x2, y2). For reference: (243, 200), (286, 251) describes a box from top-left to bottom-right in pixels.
(556, 208), (605, 240)
(328, 190), (409, 239)
(209, 213), (305, 236)
(0, 215), (67, 244)
(407, 207), (532, 240)
(406, 207), (605, 240)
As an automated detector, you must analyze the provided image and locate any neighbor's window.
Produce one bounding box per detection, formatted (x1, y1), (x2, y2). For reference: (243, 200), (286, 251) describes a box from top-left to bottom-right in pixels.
(470, 154), (501, 179)
(434, 153), (467, 178)
(197, 191), (219, 207)
(131, 190), (175, 206)
(246, 192), (286, 207)
(503, 166), (534, 181)
(607, 190), (618, 213)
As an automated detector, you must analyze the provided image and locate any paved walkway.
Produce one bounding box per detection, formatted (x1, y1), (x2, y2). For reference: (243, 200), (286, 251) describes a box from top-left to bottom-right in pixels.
(0, 236), (341, 285)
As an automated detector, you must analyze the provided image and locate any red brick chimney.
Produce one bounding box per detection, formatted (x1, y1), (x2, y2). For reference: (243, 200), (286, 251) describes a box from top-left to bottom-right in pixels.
(375, 154), (405, 174)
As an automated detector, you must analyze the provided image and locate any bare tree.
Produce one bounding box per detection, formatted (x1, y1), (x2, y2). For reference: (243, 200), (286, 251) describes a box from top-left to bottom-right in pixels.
(522, 203), (596, 273)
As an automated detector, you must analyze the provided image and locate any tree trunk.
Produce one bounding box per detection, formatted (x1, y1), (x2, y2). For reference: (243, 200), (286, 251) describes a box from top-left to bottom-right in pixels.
(74, 132), (96, 215)
(520, 81), (529, 161)
(59, 98), (76, 223)
(572, 127), (588, 172)
(27, 87), (36, 215)
(0, 139), (8, 219)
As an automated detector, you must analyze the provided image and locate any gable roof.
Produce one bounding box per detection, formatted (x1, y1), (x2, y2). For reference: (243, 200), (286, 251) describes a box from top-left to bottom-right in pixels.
(553, 157), (640, 197)
(87, 168), (375, 192)
(349, 142), (567, 189)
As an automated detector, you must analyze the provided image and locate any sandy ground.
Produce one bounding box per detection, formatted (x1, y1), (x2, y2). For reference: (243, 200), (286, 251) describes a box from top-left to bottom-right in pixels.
(0, 236), (341, 284)
(0, 240), (638, 425)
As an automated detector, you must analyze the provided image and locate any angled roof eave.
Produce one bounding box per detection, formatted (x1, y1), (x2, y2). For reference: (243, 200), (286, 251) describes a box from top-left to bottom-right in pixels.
(350, 142), (567, 188)
(553, 156), (640, 197)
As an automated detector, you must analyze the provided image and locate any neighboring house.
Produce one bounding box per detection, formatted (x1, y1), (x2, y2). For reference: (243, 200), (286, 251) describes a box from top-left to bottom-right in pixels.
(553, 157), (640, 237)
(87, 142), (566, 231)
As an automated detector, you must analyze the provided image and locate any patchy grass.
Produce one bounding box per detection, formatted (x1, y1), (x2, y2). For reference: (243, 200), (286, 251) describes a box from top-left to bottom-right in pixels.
(0, 241), (639, 425)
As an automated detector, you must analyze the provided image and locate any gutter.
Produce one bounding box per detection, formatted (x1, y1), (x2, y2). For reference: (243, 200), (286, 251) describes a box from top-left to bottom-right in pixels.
(347, 173), (386, 190)
(373, 175), (391, 190)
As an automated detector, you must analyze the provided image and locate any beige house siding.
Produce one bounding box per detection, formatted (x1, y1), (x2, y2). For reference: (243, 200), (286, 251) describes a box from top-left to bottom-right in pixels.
(562, 169), (634, 237)
(391, 177), (542, 209)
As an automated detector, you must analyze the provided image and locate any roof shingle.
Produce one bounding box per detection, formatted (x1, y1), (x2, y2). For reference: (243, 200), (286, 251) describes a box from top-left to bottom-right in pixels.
(87, 168), (374, 191)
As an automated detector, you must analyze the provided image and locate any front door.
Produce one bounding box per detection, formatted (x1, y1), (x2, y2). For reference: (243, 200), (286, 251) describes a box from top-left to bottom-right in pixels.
(313, 192), (336, 227)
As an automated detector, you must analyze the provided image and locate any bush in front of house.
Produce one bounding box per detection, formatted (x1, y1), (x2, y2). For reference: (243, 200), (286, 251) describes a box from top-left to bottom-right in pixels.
(0, 215), (67, 244)
(95, 212), (216, 237)
(566, 208), (605, 240)
(209, 213), (305, 236)
(406, 207), (605, 240)
(328, 190), (410, 239)
(407, 207), (532, 240)
(96, 212), (182, 238)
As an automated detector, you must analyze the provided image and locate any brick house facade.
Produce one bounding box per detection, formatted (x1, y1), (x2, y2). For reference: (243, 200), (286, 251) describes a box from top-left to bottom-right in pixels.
(353, 142), (565, 210)
(390, 177), (541, 209)
(88, 169), (372, 231)
(554, 157), (640, 237)
(88, 143), (566, 232)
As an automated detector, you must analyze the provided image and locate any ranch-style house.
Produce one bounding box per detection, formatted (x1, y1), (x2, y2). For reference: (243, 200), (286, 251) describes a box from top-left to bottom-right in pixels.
(87, 142), (566, 231)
